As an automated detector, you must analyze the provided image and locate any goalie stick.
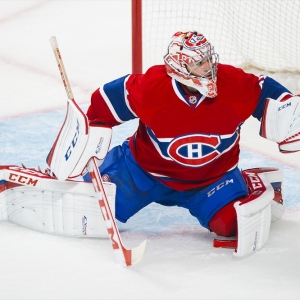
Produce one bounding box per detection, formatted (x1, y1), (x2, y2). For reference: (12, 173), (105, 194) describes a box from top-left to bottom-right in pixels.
(49, 36), (146, 266)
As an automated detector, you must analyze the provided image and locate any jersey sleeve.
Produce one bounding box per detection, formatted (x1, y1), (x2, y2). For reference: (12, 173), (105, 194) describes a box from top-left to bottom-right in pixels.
(86, 74), (138, 126)
(252, 76), (292, 121)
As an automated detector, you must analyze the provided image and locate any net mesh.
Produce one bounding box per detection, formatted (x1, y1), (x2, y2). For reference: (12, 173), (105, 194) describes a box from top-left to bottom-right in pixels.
(142, 0), (300, 74)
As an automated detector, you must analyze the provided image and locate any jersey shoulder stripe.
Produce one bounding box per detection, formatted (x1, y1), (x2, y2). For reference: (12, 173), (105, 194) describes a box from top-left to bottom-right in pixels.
(103, 75), (137, 122)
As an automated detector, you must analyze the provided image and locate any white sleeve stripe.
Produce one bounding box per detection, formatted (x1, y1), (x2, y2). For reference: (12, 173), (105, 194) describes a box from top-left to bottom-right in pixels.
(278, 92), (292, 102)
(124, 75), (138, 117)
(99, 86), (125, 124)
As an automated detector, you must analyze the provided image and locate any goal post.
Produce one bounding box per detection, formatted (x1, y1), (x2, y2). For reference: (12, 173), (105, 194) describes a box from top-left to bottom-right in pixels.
(131, 0), (142, 74)
(131, 0), (300, 91)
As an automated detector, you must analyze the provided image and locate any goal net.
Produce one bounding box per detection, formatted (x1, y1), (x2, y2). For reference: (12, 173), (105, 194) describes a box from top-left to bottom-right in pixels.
(133, 0), (300, 93)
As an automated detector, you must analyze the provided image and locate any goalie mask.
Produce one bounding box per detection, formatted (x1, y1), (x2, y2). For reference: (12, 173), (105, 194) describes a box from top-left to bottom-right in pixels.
(164, 31), (219, 98)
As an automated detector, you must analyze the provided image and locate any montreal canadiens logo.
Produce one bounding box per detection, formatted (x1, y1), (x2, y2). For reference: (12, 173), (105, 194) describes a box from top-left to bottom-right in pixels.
(167, 134), (221, 167)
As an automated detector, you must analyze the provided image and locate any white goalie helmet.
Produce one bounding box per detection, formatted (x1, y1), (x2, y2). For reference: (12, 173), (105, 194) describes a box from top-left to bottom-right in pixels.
(164, 31), (219, 98)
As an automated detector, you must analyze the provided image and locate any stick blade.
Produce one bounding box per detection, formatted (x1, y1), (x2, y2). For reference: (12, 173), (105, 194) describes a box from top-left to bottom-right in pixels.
(112, 239), (147, 267)
(130, 239), (147, 266)
(119, 239), (147, 267)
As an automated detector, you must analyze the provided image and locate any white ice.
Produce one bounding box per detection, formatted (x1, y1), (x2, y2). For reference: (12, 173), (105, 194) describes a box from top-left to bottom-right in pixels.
(0, 1), (300, 300)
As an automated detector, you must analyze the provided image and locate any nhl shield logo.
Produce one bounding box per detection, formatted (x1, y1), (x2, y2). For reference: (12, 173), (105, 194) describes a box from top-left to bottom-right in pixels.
(167, 134), (221, 167)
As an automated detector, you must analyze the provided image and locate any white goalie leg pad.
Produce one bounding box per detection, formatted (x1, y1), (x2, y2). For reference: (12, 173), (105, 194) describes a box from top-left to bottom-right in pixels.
(242, 167), (284, 222)
(0, 165), (116, 238)
(0, 180), (116, 238)
(262, 169), (284, 222)
(261, 95), (300, 152)
(233, 173), (274, 257)
(46, 99), (112, 180)
(0, 182), (8, 221)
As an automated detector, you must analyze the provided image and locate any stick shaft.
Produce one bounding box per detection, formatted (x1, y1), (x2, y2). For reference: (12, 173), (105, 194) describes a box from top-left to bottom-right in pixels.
(49, 36), (146, 266)
(50, 36), (74, 100)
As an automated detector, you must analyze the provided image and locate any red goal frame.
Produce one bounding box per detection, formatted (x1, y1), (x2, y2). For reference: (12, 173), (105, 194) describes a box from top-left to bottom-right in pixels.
(131, 0), (142, 74)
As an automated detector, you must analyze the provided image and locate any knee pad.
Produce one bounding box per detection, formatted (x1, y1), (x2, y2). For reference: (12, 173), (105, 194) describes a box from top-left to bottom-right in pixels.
(209, 200), (239, 237)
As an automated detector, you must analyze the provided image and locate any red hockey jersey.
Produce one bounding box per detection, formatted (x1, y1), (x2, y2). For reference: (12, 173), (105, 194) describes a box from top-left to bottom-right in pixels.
(87, 64), (290, 190)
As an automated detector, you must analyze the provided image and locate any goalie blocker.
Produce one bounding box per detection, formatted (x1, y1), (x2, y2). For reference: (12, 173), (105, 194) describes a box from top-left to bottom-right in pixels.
(46, 96), (112, 181)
